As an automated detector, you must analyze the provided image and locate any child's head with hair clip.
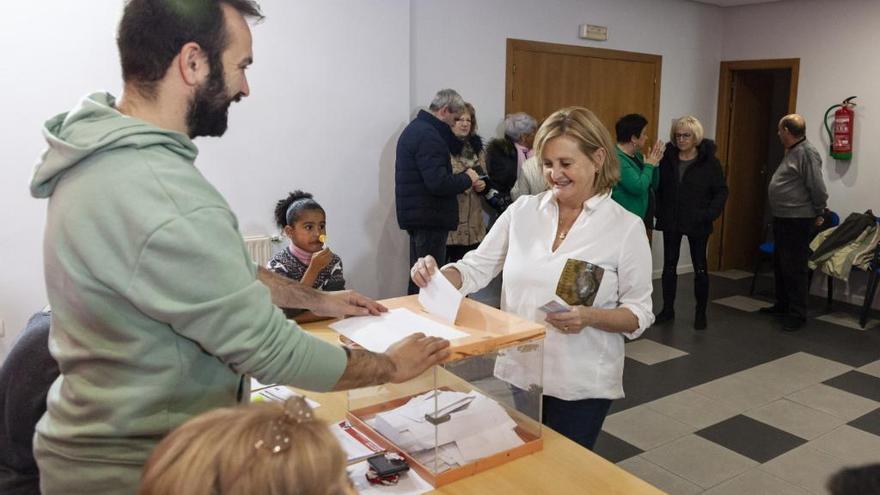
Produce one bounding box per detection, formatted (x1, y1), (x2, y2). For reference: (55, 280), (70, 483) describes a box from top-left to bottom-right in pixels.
(138, 397), (354, 495)
(274, 190), (327, 253)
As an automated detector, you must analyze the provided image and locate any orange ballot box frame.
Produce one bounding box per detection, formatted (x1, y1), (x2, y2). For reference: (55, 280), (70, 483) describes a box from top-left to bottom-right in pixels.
(339, 295), (546, 488)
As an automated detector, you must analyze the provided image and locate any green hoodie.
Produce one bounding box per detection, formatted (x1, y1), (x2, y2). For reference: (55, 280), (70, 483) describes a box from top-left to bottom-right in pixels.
(30, 93), (346, 486)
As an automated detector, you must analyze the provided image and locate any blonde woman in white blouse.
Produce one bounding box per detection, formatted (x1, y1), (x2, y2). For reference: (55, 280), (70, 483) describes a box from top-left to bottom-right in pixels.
(411, 107), (654, 450)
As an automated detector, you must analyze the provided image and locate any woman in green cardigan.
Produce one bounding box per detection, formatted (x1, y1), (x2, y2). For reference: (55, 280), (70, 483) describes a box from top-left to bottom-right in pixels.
(611, 114), (664, 241)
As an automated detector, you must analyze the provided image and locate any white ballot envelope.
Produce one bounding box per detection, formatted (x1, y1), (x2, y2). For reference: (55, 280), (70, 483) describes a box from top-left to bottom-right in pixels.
(418, 270), (463, 324)
(330, 308), (468, 353)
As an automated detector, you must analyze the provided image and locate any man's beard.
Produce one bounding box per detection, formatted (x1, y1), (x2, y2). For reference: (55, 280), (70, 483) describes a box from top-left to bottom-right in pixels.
(185, 65), (238, 138)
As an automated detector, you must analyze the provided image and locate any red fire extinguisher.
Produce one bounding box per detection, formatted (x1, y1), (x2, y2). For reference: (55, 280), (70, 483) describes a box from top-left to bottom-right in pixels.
(823, 96), (857, 160)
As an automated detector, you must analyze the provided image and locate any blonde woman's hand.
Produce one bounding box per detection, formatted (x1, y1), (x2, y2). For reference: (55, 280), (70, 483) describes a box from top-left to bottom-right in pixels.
(410, 255), (438, 288)
(545, 306), (595, 334)
(473, 179), (486, 193)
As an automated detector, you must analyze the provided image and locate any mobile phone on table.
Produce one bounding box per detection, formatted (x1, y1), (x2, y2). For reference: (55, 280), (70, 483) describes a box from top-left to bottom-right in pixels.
(367, 453), (409, 477)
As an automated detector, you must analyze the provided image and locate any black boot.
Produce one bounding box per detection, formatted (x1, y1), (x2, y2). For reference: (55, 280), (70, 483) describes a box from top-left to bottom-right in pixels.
(657, 267), (677, 324)
(655, 308), (675, 324)
(694, 310), (707, 330)
(758, 304), (788, 316)
(693, 269), (709, 330)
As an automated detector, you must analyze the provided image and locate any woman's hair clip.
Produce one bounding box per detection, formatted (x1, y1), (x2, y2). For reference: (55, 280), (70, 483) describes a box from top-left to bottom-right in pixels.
(253, 396), (316, 454)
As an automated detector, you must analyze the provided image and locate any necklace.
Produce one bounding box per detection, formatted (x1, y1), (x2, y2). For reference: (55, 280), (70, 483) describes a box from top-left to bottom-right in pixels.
(556, 201), (583, 242)
(558, 218), (569, 239)
(557, 214), (575, 240)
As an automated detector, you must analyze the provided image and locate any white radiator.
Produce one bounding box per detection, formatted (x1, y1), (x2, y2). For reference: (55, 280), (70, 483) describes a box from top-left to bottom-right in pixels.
(242, 234), (279, 267)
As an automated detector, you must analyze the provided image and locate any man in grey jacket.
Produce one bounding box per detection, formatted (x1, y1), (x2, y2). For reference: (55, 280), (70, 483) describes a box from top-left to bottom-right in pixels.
(760, 114), (829, 331)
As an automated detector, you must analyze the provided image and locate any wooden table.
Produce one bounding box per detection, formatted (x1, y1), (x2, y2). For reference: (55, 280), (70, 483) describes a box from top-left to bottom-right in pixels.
(297, 316), (667, 495)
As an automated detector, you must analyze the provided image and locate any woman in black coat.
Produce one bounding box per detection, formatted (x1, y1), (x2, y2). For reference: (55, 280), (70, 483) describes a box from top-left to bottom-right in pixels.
(654, 116), (728, 330)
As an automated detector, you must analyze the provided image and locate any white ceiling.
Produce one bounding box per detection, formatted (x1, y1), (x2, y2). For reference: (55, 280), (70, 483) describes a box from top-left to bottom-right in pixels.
(689, 0), (785, 6)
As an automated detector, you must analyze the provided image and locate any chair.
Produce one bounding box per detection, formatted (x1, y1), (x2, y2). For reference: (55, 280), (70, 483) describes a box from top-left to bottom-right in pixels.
(859, 237), (880, 328)
(751, 211), (840, 304)
(822, 214), (879, 327)
(0, 310), (56, 495)
(858, 236), (880, 328)
(749, 234), (776, 296)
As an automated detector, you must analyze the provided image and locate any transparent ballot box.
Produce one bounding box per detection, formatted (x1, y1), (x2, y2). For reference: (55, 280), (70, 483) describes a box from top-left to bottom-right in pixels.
(344, 295), (545, 487)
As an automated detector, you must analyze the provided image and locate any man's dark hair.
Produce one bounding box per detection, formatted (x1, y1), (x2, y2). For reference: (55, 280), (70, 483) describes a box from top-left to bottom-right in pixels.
(827, 464), (880, 495)
(117, 0), (263, 99)
(780, 115), (806, 138)
(615, 114), (648, 144)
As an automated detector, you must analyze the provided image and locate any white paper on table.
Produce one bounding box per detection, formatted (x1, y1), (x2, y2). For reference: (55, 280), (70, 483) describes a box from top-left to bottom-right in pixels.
(417, 269), (463, 324)
(329, 308), (469, 353)
(330, 421), (381, 464)
(250, 386), (320, 409)
(250, 377), (271, 390)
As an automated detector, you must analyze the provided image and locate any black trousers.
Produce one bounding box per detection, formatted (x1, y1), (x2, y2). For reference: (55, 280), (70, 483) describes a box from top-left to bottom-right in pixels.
(661, 231), (709, 312)
(772, 217), (813, 320)
(407, 229), (448, 295)
(542, 396), (612, 450)
(511, 387), (612, 450)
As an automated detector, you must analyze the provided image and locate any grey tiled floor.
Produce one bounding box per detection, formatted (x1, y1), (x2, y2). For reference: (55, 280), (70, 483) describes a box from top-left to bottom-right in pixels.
(601, 274), (880, 494)
(712, 295), (773, 312)
(816, 311), (880, 330)
(625, 338), (689, 365)
(476, 272), (880, 493)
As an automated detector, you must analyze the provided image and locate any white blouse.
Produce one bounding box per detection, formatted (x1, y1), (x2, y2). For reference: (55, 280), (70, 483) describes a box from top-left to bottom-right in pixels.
(448, 191), (654, 401)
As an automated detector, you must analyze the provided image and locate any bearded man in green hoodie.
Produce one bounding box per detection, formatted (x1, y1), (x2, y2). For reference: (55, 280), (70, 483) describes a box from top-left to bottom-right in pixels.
(29, 2), (450, 493)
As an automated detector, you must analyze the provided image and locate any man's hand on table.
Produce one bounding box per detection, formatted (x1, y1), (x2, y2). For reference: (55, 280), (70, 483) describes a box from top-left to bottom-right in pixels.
(312, 290), (387, 318)
(332, 333), (450, 390)
(385, 333), (451, 383)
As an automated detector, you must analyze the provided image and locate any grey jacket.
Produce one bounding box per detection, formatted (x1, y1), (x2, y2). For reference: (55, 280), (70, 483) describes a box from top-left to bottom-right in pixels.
(768, 139), (828, 218)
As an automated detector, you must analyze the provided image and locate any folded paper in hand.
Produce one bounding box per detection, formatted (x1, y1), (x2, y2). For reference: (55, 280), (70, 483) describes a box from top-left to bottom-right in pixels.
(537, 299), (571, 314)
(418, 270), (463, 324)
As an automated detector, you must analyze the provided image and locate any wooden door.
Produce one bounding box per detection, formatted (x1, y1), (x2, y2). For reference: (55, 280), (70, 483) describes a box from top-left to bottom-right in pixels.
(713, 59), (798, 270)
(506, 40), (662, 146)
(719, 71), (773, 270)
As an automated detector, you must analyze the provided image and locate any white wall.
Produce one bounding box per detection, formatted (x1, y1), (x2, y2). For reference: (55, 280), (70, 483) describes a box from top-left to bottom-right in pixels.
(0, 1), (125, 355)
(722, 0), (880, 307)
(0, 0), (412, 355)
(7, 0), (877, 356)
(199, 1), (412, 301)
(411, 0), (725, 276)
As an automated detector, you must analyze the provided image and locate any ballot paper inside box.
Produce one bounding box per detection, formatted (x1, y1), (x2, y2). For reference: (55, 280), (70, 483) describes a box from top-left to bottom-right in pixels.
(344, 295), (545, 488)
